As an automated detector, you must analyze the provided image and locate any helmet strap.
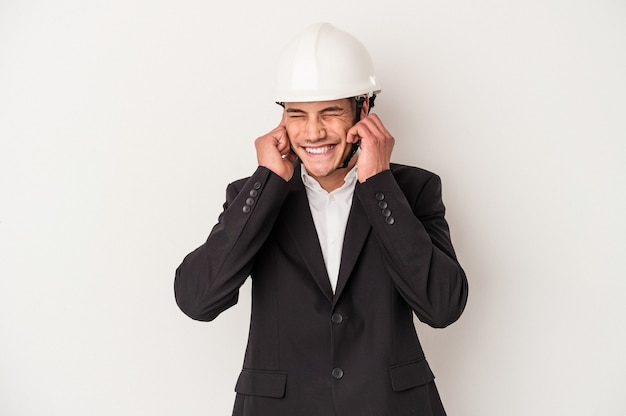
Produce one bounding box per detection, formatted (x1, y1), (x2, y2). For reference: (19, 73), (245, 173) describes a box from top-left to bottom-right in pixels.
(337, 94), (374, 169)
(337, 142), (360, 169)
(354, 95), (366, 122)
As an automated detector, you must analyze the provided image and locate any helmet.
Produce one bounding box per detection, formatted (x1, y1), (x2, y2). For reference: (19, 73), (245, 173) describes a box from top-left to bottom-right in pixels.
(273, 23), (381, 103)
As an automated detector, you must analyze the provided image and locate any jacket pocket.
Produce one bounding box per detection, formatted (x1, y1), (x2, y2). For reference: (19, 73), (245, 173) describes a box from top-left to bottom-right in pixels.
(388, 359), (435, 392)
(235, 369), (287, 398)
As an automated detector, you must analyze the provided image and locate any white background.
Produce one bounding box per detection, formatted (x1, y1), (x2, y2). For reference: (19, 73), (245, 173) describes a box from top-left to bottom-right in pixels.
(1, 1), (625, 415)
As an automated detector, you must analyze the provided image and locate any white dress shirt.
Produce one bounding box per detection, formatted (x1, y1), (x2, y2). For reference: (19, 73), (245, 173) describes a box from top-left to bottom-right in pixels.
(301, 164), (358, 293)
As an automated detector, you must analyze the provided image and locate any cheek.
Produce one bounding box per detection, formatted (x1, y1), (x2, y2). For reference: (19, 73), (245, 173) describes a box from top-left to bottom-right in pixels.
(331, 119), (354, 136)
(329, 125), (351, 143)
(285, 125), (300, 142)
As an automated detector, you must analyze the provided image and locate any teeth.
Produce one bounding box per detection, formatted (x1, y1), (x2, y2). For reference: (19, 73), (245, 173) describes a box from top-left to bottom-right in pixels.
(305, 145), (333, 154)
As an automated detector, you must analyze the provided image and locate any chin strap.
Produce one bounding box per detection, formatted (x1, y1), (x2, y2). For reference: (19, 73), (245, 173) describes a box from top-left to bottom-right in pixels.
(337, 142), (360, 169)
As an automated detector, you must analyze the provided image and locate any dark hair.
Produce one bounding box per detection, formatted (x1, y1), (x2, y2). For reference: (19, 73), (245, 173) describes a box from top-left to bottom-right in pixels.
(352, 93), (377, 122)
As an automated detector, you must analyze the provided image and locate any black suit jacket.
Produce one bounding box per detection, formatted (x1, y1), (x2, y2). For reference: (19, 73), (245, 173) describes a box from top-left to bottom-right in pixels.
(175, 163), (468, 416)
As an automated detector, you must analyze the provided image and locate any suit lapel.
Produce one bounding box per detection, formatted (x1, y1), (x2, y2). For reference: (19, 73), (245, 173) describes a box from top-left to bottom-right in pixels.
(280, 166), (334, 303)
(334, 186), (371, 302)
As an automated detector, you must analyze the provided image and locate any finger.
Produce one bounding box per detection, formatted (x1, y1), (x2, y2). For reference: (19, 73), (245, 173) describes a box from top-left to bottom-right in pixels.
(359, 115), (383, 133)
(367, 114), (393, 139)
(271, 124), (285, 141)
(348, 122), (375, 144)
(346, 123), (364, 144)
(368, 116), (391, 138)
(277, 136), (291, 155)
(356, 115), (392, 143)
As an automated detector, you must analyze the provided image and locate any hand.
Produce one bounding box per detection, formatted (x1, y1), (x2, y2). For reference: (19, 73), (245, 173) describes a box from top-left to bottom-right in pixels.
(255, 113), (297, 182)
(346, 114), (395, 183)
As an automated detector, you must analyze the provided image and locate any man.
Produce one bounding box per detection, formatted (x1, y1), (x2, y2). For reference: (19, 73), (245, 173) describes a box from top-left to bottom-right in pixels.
(175, 23), (468, 416)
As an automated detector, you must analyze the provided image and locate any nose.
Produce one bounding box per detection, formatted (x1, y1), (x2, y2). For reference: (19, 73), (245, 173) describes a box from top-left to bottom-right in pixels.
(305, 116), (326, 141)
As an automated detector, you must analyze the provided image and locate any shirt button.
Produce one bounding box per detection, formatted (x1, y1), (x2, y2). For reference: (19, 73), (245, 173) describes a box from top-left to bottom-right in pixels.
(331, 313), (343, 324)
(332, 368), (344, 379)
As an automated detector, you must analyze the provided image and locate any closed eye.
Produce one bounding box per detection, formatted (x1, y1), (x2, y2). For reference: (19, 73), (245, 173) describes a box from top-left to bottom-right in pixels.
(286, 109), (306, 119)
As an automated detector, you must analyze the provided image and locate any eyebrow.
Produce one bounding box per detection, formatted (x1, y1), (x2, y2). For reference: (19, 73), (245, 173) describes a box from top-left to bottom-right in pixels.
(319, 106), (345, 113)
(285, 106), (346, 114)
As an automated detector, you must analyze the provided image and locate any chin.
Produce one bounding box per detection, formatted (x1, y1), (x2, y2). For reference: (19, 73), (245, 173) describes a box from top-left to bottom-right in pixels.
(301, 160), (337, 177)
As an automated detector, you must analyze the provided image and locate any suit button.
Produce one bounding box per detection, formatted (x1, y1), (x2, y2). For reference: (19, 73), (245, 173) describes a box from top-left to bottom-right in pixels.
(253, 181), (262, 190)
(385, 216), (395, 225)
(242, 205), (251, 214)
(331, 313), (343, 324)
(332, 368), (344, 379)
(375, 192), (385, 201)
(381, 208), (391, 217)
(378, 201), (388, 209)
(245, 197), (255, 206)
(249, 189), (258, 197)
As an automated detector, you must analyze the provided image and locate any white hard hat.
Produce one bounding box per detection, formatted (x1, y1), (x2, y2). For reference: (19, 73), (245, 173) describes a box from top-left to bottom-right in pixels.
(273, 23), (381, 103)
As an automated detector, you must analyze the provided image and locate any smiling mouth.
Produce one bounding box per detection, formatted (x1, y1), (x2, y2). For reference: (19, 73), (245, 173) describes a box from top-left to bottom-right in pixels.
(304, 145), (335, 155)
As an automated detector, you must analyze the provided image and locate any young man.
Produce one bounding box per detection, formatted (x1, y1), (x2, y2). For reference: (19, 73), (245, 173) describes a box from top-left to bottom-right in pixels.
(175, 23), (468, 416)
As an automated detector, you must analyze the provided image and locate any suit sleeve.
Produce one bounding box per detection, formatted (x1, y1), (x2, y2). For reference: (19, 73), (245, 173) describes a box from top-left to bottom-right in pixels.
(356, 169), (468, 328)
(174, 166), (289, 321)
